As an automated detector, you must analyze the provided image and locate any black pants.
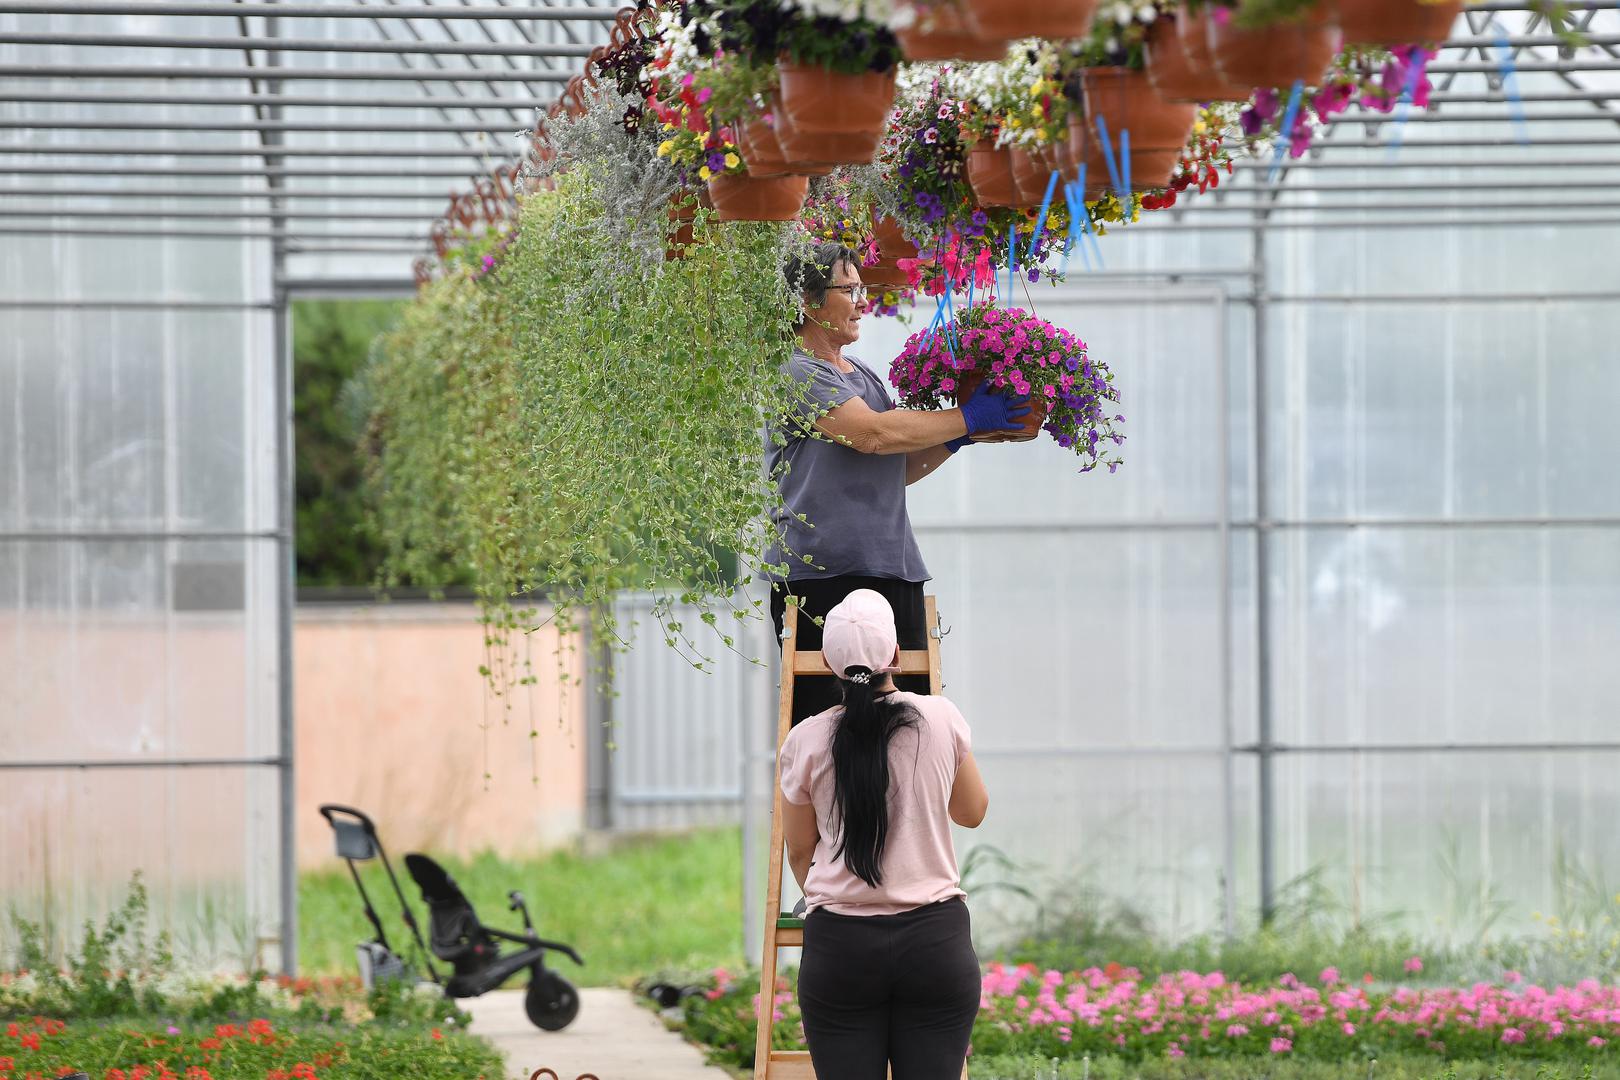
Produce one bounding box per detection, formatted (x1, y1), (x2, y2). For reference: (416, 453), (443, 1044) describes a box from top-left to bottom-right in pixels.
(770, 576), (930, 725)
(797, 898), (980, 1080)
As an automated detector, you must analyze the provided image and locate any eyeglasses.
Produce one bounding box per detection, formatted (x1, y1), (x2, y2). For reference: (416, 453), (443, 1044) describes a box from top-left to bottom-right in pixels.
(826, 284), (868, 303)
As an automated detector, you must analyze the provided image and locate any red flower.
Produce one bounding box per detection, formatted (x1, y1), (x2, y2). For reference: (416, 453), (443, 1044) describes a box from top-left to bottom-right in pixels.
(430, 1029), (443, 1041)
(18, 1035), (39, 1052)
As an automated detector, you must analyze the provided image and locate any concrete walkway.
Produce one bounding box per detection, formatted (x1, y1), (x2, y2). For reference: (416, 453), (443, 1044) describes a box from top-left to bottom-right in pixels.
(465, 987), (735, 1080)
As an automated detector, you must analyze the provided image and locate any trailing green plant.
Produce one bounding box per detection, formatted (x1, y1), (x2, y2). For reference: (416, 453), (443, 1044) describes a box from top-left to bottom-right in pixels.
(358, 79), (818, 706)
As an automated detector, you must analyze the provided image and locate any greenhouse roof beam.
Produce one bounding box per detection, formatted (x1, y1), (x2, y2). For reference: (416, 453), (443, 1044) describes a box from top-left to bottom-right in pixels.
(0, 31), (596, 56)
(0, 1), (619, 18)
(5, 176), (1616, 199)
(0, 118), (537, 132)
(0, 63), (572, 80)
(12, 136), (1620, 157)
(0, 90), (552, 108)
(0, 89), (1609, 111)
(9, 110), (1618, 134)
(16, 199), (1620, 220)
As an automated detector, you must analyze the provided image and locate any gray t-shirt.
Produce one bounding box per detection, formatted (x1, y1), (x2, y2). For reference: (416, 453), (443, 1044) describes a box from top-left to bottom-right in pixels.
(764, 349), (929, 583)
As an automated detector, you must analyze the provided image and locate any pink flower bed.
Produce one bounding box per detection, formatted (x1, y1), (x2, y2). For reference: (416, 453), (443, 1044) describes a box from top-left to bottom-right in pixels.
(968, 962), (1620, 1061)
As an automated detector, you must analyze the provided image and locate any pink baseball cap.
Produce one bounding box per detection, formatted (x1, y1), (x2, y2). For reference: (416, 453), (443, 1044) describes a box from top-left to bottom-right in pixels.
(822, 589), (901, 678)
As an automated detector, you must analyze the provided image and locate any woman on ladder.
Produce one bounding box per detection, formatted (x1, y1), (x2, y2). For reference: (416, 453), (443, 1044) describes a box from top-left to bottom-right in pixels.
(777, 588), (990, 1080)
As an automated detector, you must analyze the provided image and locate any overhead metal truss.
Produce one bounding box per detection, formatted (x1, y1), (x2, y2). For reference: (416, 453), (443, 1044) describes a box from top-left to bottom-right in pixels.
(2, 0), (1618, 250)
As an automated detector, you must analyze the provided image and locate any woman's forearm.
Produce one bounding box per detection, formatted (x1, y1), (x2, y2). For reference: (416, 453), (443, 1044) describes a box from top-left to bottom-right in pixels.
(788, 850), (813, 893)
(869, 406), (968, 455)
(906, 444), (955, 484)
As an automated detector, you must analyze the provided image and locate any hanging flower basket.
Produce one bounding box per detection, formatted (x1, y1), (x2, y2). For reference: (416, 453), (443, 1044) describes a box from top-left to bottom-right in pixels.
(1208, 8), (1343, 91)
(862, 216), (920, 288)
(961, 0), (1101, 43)
(890, 303), (1125, 470)
(1067, 116), (1110, 199)
(1081, 67), (1198, 191)
(1330, 0), (1463, 45)
(775, 63), (898, 166)
(1007, 145), (1049, 208)
(737, 115), (792, 178)
(768, 95), (836, 175)
(899, 2), (1010, 61)
(967, 138), (1017, 207)
(1145, 14), (1250, 102)
(706, 172), (809, 221)
(955, 369), (1050, 441)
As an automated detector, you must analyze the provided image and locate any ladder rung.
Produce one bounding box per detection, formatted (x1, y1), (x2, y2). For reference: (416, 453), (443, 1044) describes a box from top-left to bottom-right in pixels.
(791, 648), (932, 677)
(765, 1051), (816, 1079)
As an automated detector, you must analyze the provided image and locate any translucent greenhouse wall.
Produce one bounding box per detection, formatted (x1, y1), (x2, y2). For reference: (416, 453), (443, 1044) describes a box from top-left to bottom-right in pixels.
(0, 18), (288, 971)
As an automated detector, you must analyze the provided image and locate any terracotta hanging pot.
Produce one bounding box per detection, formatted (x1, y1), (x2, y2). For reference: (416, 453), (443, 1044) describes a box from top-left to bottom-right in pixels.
(1053, 135), (1078, 182)
(1081, 66), (1198, 191)
(1145, 14), (1250, 102)
(1208, 7), (1342, 90)
(863, 218), (917, 288)
(706, 171), (809, 221)
(775, 63), (898, 166)
(899, 2), (1011, 60)
(967, 138), (1016, 207)
(962, 0), (1101, 42)
(952, 369), (1050, 442)
(862, 260), (912, 288)
(738, 115), (792, 178)
(1067, 115), (1115, 199)
(768, 97), (835, 176)
(872, 216), (919, 262)
(1008, 144), (1049, 208)
(1330, 0), (1461, 44)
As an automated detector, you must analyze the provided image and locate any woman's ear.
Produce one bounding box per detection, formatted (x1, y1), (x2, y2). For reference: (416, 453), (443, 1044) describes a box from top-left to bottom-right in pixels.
(890, 644), (901, 670)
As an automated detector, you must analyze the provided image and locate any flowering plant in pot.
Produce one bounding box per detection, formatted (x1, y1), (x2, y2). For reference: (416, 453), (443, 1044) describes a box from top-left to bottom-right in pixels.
(1053, 8), (1198, 193)
(878, 66), (980, 247)
(1233, 45), (1435, 159)
(1206, 0), (1343, 90)
(949, 46), (1056, 207)
(898, 0), (1011, 61)
(695, 0), (904, 165)
(889, 302), (1126, 469)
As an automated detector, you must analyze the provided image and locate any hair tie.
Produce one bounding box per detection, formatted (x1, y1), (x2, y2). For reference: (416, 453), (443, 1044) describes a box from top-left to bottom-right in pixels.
(843, 671), (871, 685)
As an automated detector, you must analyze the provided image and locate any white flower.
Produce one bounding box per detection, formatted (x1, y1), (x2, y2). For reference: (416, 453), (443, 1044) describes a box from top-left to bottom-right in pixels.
(1111, 2), (1133, 25)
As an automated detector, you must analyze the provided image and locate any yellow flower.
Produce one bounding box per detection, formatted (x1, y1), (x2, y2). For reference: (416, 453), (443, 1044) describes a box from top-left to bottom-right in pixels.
(657, 140), (674, 157)
(699, 165), (712, 181)
(1008, 115), (1022, 129)
(724, 152), (740, 169)
(1028, 82), (1043, 97)
(1193, 119), (1207, 135)
(1032, 102), (1044, 118)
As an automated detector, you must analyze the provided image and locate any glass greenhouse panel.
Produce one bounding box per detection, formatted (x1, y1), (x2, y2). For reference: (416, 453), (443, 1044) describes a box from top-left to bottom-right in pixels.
(1269, 748), (1620, 940)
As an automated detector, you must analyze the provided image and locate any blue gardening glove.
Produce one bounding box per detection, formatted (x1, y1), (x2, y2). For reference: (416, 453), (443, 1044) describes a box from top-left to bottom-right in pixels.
(958, 378), (1032, 439)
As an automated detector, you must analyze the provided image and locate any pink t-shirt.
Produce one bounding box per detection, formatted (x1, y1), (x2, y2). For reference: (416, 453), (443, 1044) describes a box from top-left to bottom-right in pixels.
(778, 691), (971, 917)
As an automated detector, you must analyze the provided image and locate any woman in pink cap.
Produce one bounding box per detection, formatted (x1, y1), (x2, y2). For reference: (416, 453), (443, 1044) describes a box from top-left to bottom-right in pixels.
(777, 588), (989, 1080)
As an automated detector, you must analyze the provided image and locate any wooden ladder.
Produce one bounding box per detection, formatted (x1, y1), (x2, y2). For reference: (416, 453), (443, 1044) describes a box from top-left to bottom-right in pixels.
(754, 596), (967, 1080)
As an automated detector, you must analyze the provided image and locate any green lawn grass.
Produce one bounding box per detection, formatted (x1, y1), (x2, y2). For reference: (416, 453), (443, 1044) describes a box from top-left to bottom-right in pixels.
(298, 827), (745, 987)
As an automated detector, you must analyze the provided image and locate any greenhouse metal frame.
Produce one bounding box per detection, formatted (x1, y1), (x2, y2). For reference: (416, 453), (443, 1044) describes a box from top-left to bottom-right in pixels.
(2, 0), (1617, 972)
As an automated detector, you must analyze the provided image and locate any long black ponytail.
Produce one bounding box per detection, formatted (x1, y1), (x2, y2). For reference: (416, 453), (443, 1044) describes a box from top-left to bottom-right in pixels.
(829, 666), (920, 889)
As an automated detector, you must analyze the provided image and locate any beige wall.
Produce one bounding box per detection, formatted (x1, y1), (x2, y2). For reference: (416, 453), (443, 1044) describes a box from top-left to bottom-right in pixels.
(295, 602), (587, 870)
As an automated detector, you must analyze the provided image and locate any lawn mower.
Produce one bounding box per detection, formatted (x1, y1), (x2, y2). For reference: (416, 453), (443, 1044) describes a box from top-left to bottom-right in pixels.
(318, 804), (585, 1031)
